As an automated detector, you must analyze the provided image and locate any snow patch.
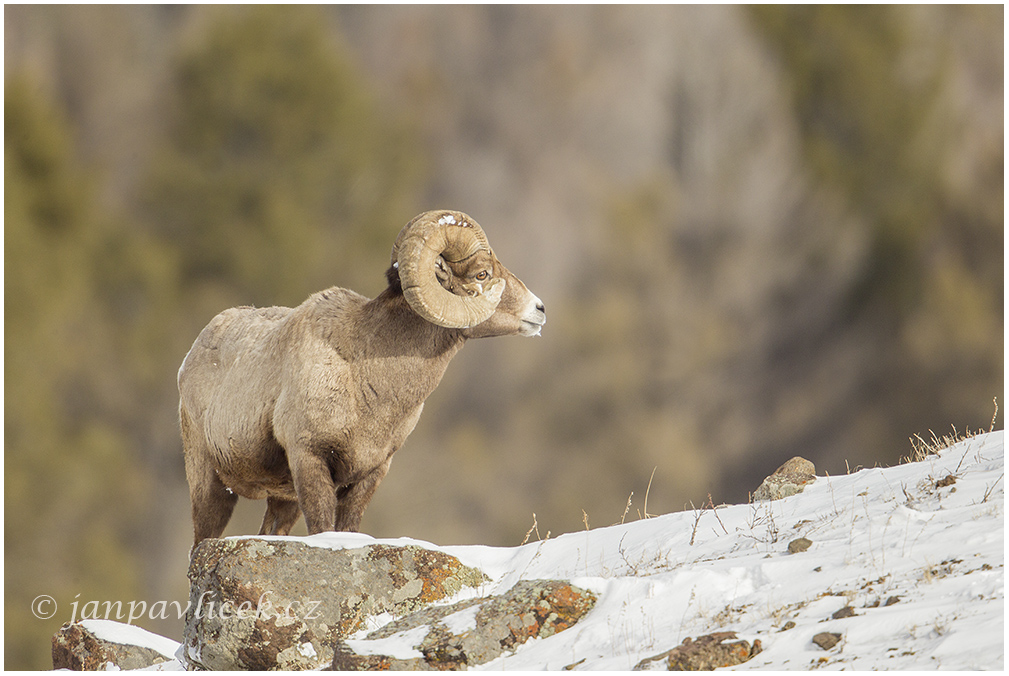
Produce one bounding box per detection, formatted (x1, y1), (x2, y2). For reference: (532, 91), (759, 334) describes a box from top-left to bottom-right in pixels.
(79, 619), (180, 659)
(344, 625), (429, 660)
(440, 604), (481, 634)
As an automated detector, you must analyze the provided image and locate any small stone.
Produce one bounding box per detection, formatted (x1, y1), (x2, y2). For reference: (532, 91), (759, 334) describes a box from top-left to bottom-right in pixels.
(831, 606), (856, 620)
(788, 537), (812, 554)
(812, 632), (842, 650)
(779, 621), (796, 632)
(935, 474), (957, 488)
(775, 457), (816, 476)
(884, 596), (901, 607)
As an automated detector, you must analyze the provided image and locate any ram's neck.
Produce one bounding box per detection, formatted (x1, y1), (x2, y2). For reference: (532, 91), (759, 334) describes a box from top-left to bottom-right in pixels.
(347, 287), (466, 402)
(361, 286), (465, 351)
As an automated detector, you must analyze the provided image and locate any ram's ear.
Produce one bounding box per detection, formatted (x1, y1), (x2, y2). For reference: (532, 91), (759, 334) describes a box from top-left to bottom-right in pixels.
(394, 211), (503, 328)
(434, 256), (450, 284)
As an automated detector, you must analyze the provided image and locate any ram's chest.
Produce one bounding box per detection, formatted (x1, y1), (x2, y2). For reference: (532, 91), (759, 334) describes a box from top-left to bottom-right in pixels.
(334, 378), (425, 454)
(273, 372), (426, 479)
(269, 341), (449, 477)
(338, 401), (424, 480)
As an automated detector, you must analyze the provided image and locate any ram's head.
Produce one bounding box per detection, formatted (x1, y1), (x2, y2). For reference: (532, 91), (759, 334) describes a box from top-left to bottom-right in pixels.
(391, 210), (545, 337)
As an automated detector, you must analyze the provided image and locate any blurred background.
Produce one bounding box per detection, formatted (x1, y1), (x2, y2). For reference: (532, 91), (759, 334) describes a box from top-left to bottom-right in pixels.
(4, 5), (1003, 669)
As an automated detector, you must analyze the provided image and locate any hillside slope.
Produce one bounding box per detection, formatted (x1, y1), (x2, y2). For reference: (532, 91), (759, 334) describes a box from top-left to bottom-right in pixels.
(97, 430), (1003, 670)
(337, 430), (1003, 670)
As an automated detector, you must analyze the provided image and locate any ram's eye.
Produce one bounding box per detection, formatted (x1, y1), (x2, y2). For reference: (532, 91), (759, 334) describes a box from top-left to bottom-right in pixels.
(475, 271), (490, 281)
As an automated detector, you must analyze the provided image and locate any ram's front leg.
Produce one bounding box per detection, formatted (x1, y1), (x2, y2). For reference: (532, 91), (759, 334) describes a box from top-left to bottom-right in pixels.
(335, 457), (392, 532)
(259, 497), (301, 536)
(290, 450), (337, 534)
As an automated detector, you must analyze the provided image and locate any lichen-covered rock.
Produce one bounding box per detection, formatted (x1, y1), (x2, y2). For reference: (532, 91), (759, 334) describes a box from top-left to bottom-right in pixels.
(333, 580), (597, 670)
(634, 632), (762, 671)
(183, 538), (489, 670)
(753, 457), (817, 501)
(52, 619), (178, 671)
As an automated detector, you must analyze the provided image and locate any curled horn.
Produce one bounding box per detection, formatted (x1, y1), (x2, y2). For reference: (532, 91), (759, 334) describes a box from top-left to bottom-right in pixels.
(393, 210), (504, 328)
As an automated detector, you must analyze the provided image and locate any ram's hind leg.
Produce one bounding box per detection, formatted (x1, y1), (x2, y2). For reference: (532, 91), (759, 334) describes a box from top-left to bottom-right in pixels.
(186, 456), (238, 545)
(259, 497), (301, 536)
(182, 408), (239, 546)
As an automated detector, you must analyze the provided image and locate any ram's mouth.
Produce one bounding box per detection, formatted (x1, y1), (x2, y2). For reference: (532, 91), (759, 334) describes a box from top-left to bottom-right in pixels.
(520, 319), (545, 337)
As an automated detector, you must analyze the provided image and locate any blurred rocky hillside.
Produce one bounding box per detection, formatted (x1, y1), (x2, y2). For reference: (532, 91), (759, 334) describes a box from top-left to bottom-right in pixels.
(4, 5), (1002, 669)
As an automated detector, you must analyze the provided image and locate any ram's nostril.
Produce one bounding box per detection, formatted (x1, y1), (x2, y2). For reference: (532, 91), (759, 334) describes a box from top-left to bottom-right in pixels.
(536, 302), (545, 313)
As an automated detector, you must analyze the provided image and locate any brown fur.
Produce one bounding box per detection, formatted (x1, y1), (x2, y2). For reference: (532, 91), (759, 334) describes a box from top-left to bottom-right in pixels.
(179, 254), (544, 545)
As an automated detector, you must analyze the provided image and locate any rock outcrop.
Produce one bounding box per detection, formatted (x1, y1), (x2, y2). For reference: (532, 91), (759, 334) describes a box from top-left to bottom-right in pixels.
(52, 619), (179, 671)
(332, 579), (597, 670)
(182, 537), (490, 670)
(51, 537), (601, 671)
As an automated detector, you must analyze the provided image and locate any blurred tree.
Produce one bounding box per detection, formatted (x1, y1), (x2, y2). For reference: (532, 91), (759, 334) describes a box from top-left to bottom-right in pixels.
(140, 5), (423, 312)
(5, 6), (426, 666)
(748, 5), (1002, 455)
(750, 5), (940, 307)
(5, 75), (151, 670)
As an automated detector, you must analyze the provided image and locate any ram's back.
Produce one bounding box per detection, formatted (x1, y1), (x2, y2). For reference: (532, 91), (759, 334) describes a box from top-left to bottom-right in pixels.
(178, 306), (293, 426)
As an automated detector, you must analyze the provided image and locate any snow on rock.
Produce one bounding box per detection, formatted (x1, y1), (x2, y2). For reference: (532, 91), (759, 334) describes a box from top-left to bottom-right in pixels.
(334, 579), (597, 670)
(79, 620), (179, 659)
(52, 620), (179, 671)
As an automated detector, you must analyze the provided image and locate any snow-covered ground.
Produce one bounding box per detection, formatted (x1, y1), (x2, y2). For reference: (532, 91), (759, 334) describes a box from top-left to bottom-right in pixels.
(146, 430), (1005, 670)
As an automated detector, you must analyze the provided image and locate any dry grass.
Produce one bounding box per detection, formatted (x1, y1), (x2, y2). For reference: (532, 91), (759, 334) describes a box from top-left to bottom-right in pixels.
(639, 467), (658, 520)
(902, 397), (998, 464)
(520, 513), (550, 545)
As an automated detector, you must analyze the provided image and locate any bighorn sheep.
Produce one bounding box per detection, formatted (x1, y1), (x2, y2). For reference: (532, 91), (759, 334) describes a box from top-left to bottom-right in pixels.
(179, 210), (545, 544)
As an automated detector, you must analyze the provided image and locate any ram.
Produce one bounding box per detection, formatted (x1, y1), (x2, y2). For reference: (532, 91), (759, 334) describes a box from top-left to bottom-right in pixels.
(179, 210), (545, 544)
